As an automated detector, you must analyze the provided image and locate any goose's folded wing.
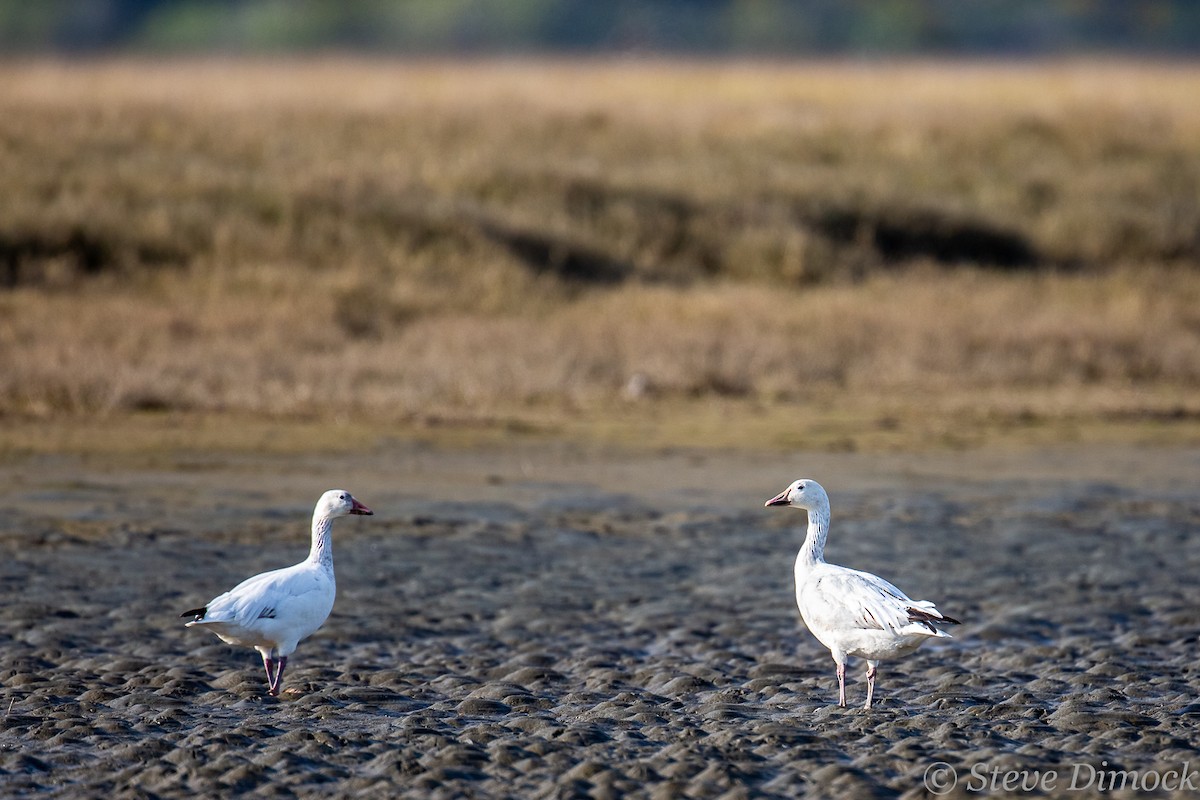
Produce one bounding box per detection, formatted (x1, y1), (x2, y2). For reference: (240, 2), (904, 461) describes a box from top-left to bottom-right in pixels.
(200, 567), (325, 627)
(804, 567), (955, 635)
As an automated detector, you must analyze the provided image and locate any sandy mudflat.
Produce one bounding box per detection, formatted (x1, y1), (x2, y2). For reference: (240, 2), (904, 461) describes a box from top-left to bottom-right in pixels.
(1, 442), (1199, 798)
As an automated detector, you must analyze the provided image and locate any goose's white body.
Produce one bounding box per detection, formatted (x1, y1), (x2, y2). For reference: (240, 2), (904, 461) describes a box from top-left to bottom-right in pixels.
(182, 490), (372, 695)
(189, 561), (337, 657)
(767, 479), (959, 709)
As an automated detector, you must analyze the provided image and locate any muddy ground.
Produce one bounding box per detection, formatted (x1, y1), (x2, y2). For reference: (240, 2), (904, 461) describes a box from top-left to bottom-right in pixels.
(1, 442), (1198, 798)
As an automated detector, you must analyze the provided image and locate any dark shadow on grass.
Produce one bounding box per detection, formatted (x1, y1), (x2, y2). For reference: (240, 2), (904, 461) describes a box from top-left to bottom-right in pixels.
(812, 207), (1045, 270)
(476, 219), (633, 286)
(0, 228), (186, 288)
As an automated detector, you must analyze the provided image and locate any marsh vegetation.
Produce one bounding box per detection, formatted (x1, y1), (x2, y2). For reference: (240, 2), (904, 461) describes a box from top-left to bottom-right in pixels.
(2, 59), (1198, 449)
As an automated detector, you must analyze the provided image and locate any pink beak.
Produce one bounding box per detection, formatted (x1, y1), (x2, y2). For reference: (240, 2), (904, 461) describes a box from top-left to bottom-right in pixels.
(350, 499), (374, 515)
(765, 489), (791, 507)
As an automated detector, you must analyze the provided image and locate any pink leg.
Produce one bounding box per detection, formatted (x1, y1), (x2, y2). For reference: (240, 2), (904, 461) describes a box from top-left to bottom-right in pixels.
(836, 662), (847, 707)
(865, 662), (878, 710)
(268, 656), (288, 696)
(262, 654), (276, 692)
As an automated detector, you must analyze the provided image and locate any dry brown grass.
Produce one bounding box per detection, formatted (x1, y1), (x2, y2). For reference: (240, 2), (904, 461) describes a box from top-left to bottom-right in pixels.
(1, 58), (1199, 451)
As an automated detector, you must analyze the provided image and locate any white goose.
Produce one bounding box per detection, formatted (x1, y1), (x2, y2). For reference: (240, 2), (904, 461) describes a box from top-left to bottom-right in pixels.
(181, 489), (373, 696)
(765, 479), (959, 709)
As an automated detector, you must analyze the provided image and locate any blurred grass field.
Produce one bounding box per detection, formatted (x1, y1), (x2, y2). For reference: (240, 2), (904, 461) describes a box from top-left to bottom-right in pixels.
(1, 58), (1199, 453)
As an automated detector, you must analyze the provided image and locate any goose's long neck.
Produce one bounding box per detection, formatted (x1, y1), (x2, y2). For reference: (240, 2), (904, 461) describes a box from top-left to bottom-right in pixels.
(308, 514), (335, 569)
(797, 504), (830, 569)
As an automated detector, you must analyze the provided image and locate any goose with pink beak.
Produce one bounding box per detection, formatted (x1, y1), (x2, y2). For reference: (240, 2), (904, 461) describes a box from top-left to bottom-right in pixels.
(181, 489), (373, 696)
(766, 479), (959, 709)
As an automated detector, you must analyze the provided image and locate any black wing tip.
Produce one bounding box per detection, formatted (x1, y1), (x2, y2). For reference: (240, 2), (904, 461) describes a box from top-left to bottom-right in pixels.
(907, 607), (962, 626)
(180, 607), (207, 620)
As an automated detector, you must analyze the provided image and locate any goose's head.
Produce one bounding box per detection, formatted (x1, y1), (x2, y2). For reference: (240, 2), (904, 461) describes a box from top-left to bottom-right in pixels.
(317, 489), (374, 518)
(765, 478), (828, 511)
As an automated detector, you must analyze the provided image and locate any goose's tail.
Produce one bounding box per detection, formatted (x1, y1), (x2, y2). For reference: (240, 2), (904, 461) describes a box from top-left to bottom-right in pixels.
(905, 603), (960, 637)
